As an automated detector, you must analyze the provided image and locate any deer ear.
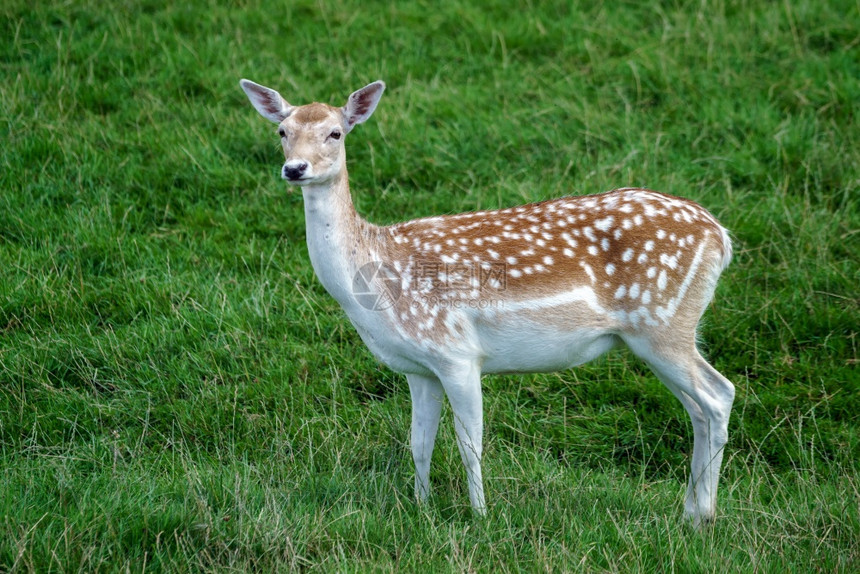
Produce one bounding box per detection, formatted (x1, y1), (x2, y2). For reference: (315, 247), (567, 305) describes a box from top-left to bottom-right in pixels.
(240, 79), (293, 123)
(342, 81), (385, 133)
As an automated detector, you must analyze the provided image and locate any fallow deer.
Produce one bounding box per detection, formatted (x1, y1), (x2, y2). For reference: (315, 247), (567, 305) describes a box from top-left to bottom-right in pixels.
(240, 78), (735, 527)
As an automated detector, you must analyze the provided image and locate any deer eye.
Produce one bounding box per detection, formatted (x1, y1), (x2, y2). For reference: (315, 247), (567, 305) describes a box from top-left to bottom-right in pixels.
(278, 128), (286, 138)
(329, 129), (342, 140)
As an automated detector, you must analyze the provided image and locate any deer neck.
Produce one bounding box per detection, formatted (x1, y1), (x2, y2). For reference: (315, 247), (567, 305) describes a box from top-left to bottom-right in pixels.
(301, 170), (379, 309)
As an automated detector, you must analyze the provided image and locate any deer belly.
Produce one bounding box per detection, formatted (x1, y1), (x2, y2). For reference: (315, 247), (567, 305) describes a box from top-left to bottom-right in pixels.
(476, 304), (620, 374)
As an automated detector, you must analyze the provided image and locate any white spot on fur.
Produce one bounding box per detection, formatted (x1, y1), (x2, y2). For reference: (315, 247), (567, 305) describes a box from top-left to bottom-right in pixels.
(595, 216), (614, 232)
(657, 269), (668, 290)
(580, 262), (597, 283)
(583, 227), (597, 242)
(660, 253), (679, 270)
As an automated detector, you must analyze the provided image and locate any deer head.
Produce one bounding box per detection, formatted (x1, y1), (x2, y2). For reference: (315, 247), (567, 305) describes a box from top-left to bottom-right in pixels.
(240, 79), (385, 186)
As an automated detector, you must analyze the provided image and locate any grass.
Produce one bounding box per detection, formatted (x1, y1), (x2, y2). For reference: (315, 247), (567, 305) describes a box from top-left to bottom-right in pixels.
(1, 0), (858, 571)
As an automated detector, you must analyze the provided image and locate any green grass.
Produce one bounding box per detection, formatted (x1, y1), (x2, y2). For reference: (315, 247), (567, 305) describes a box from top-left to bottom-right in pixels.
(1, 0), (858, 571)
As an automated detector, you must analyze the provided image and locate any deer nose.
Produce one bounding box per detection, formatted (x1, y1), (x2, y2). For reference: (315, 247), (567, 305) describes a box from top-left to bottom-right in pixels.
(282, 161), (308, 181)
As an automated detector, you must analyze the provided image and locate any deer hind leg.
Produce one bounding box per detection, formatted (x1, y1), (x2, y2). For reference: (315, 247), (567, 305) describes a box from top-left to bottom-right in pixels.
(406, 373), (444, 504)
(624, 335), (735, 527)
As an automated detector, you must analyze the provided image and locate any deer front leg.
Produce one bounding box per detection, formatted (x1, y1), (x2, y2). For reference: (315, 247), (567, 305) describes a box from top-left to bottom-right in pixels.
(406, 373), (444, 503)
(440, 362), (486, 515)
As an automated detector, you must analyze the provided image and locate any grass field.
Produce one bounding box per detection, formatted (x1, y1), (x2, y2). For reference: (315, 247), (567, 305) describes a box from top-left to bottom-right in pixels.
(1, 0), (858, 571)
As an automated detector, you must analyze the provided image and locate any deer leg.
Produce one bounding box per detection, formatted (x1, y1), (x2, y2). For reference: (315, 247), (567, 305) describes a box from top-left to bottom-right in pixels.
(439, 362), (486, 515)
(625, 337), (734, 527)
(689, 354), (735, 524)
(406, 373), (444, 503)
